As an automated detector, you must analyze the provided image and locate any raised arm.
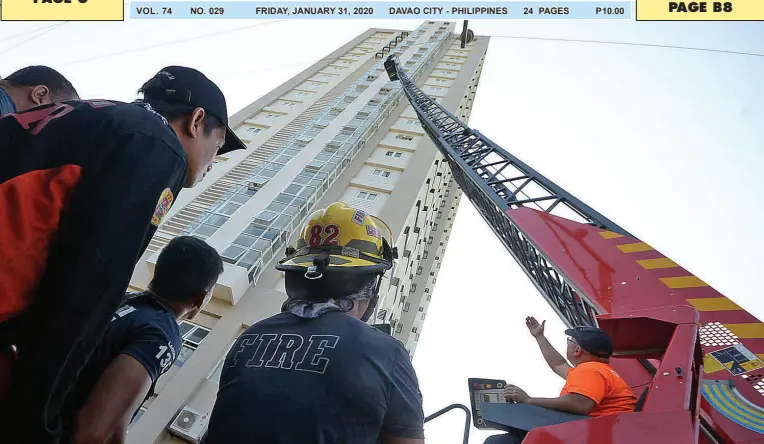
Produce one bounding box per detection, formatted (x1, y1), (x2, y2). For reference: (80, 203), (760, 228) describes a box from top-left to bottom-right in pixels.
(526, 317), (572, 379)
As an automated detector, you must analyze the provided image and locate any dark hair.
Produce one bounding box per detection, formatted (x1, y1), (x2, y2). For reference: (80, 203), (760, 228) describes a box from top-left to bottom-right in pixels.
(138, 78), (223, 136)
(3, 65), (79, 101)
(149, 236), (224, 303)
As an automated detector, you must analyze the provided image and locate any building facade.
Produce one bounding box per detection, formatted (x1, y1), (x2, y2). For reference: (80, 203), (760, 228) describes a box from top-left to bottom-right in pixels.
(125, 21), (488, 443)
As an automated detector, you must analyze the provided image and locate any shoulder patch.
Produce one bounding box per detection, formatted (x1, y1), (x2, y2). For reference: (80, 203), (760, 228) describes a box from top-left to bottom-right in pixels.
(151, 188), (174, 226)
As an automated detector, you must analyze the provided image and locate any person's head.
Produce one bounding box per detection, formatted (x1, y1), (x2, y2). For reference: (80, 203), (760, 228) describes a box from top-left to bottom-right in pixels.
(137, 66), (247, 187)
(148, 236), (224, 321)
(0, 65), (79, 111)
(276, 202), (398, 322)
(565, 326), (614, 365)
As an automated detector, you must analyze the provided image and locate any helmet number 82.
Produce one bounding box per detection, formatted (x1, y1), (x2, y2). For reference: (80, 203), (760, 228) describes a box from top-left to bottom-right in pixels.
(309, 224), (340, 246)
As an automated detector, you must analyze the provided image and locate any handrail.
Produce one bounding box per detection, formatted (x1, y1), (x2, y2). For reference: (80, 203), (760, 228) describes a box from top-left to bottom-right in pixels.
(424, 403), (471, 444)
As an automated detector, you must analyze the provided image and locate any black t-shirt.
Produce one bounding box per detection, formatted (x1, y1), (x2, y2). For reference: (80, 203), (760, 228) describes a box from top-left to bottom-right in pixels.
(64, 292), (181, 432)
(202, 311), (425, 444)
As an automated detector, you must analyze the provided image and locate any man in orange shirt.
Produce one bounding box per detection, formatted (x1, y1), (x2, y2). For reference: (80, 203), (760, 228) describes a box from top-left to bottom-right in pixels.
(484, 317), (638, 444)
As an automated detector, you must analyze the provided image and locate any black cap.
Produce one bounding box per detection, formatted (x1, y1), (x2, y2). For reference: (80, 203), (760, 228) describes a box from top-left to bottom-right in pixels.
(147, 66), (247, 155)
(565, 326), (614, 358)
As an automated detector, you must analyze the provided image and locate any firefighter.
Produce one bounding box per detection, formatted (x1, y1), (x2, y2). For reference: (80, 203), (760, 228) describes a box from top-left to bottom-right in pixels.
(0, 65), (246, 444)
(0, 65), (79, 115)
(484, 317), (638, 444)
(202, 202), (426, 444)
(66, 236), (223, 444)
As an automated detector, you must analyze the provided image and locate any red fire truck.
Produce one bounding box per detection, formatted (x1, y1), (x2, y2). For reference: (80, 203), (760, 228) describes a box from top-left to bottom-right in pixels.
(384, 49), (764, 444)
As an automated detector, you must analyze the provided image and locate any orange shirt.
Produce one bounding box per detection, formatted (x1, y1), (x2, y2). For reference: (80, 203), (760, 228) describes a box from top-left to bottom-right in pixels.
(560, 361), (638, 416)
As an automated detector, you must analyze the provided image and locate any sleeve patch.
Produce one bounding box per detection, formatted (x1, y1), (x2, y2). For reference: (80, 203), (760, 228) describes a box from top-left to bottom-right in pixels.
(151, 188), (174, 226)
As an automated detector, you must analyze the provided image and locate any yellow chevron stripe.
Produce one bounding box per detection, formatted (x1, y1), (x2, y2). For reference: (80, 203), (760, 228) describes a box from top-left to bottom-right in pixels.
(617, 242), (653, 253)
(725, 323), (764, 339)
(687, 298), (742, 311)
(637, 258), (679, 269)
(599, 231), (624, 239)
(660, 276), (708, 288)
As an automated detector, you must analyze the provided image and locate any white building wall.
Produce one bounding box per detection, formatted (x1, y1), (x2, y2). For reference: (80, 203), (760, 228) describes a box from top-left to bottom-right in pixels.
(125, 21), (489, 444)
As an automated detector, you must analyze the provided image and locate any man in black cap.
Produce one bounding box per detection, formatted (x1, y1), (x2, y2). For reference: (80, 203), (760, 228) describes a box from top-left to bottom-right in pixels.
(484, 317), (638, 444)
(0, 65), (79, 116)
(0, 66), (246, 444)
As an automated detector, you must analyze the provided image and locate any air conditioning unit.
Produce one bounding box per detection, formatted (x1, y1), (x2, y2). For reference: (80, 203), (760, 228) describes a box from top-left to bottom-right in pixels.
(168, 406), (208, 443)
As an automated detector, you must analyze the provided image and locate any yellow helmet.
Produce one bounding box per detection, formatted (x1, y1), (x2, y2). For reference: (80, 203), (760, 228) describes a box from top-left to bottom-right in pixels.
(276, 202), (397, 279)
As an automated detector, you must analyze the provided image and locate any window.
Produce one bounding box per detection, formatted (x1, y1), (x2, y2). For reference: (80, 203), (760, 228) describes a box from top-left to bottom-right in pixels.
(221, 245), (246, 264)
(396, 323), (403, 334)
(405, 119), (420, 126)
(372, 169), (391, 178)
(246, 127), (262, 134)
(386, 151), (403, 158)
(255, 210), (278, 223)
(264, 114), (279, 120)
(412, 327), (418, 333)
(175, 322), (211, 368)
(283, 101), (296, 107)
(356, 190), (378, 201)
(296, 91), (309, 96)
(395, 134), (414, 141)
(418, 306), (424, 312)
(431, 87), (443, 92)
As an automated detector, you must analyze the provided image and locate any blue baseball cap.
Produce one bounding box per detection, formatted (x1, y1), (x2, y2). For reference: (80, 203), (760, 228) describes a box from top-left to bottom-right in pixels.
(566, 326), (614, 358)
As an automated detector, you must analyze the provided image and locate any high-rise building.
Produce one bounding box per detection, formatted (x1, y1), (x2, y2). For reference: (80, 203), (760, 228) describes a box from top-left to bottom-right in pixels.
(125, 21), (488, 444)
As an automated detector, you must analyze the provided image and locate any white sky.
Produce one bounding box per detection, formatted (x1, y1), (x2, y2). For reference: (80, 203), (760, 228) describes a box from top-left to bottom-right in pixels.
(2, 16), (763, 444)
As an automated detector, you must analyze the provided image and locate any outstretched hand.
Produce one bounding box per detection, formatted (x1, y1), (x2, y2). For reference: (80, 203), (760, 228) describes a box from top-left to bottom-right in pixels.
(526, 316), (545, 338)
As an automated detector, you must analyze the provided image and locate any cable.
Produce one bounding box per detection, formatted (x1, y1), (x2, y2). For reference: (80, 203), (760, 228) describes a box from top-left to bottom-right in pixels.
(57, 20), (285, 67)
(491, 35), (764, 58)
(216, 31), (764, 82)
(0, 24), (61, 44)
(0, 22), (67, 56)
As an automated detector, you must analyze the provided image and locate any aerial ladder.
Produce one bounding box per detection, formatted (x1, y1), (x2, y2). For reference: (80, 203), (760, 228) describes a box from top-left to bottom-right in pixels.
(384, 52), (764, 444)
